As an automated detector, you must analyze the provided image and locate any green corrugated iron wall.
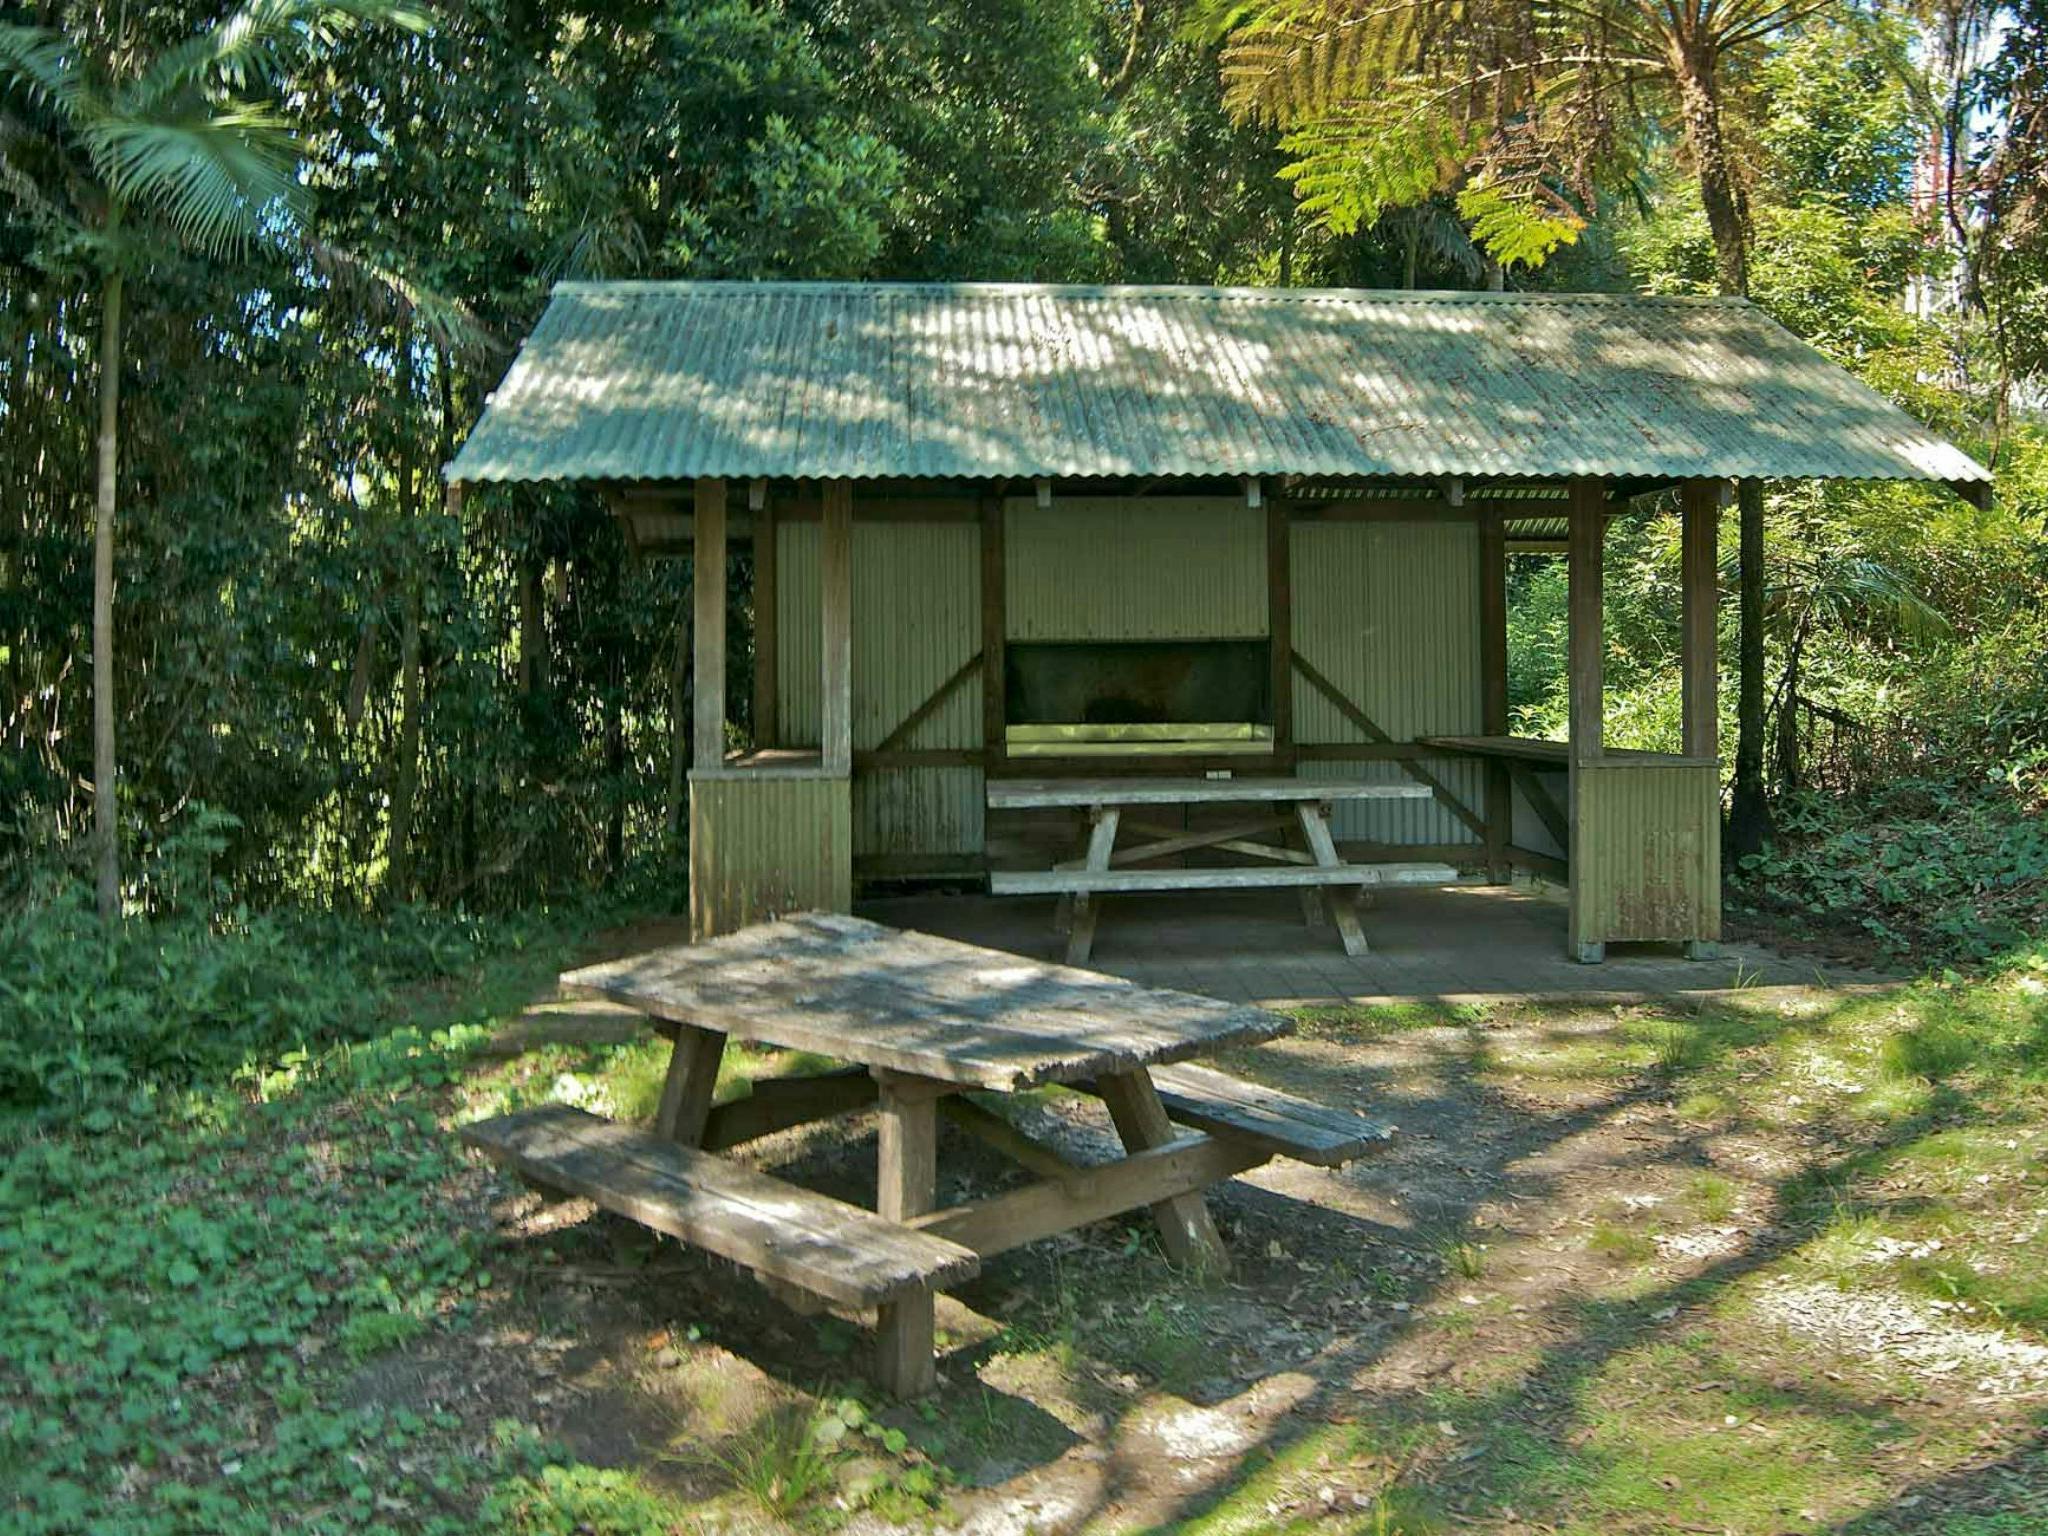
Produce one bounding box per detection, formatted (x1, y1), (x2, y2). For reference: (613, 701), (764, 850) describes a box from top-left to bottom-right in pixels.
(1569, 760), (1721, 945)
(689, 774), (852, 937)
(775, 501), (1485, 861)
(1291, 520), (1484, 847)
(777, 517), (983, 856)
(1006, 498), (1267, 638)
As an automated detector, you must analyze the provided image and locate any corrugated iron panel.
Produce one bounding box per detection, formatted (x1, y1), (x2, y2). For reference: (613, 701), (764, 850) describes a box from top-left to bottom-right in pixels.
(1006, 498), (1265, 640)
(854, 768), (983, 857)
(1292, 520), (1484, 845)
(689, 774), (852, 938)
(1571, 761), (1720, 944)
(449, 282), (1990, 489)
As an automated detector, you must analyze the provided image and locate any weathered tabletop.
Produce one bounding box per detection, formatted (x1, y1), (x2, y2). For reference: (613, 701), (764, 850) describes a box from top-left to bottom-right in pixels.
(560, 911), (1289, 1092)
(987, 776), (1433, 810)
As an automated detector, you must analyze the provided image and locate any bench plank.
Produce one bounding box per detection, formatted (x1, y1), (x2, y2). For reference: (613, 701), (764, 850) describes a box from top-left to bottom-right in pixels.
(1145, 1063), (1395, 1168)
(463, 1104), (980, 1308)
(990, 861), (1458, 896)
(988, 776), (1434, 810)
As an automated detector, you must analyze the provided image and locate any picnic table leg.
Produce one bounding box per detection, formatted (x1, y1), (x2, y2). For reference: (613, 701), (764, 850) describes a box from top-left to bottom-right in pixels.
(1284, 820), (1329, 931)
(655, 1022), (727, 1145)
(1096, 1069), (1231, 1274)
(1065, 806), (1120, 967)
(1294, 802), (1369, 957)
(874, 1075), (940, 1397)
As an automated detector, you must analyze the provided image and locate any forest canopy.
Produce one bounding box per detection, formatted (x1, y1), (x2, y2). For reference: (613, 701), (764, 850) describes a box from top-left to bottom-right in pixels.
(1, 0), (2044, 1107)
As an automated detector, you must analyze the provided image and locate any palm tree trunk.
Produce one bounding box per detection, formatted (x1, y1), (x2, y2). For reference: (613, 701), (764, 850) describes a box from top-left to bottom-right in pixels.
(93, 267), (123, 924)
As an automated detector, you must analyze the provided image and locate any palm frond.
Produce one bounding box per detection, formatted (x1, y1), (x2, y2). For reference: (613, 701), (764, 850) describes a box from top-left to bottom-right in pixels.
(84, 106), (302, 254)
(304, 236), (497, 357)
(124, 0), (426, 113)
(0, 23), (96, 120)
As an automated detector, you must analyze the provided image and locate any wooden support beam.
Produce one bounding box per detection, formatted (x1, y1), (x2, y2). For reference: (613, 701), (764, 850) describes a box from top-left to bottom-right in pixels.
(981, 494), (1006, 768)
(1096, 1070), (1232, 1273)
(875, 651), (983, 754)
(874, 1075), (938, 1397)
(1567, 475), (1606, 963)
(692, 477), (727, 772)
(1479, 509), (1510, 883)
(655, 1023), (726, 1146)
(752, 493), (778, 748)
(1289, 652), (1487, 839)
(821, 479), (852, 777)
(1268, 499), (1292, 764)
(1567, 477), (1605, 765)
(1680, 479), (1720, 761)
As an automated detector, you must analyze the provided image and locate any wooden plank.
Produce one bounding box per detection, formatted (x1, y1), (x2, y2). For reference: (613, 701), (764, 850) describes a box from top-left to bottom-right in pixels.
(990, 862), (1456, 896)
(562, 914), (1289, 1092)
(1287, 652), (1490, 838)
(1268, 500), (1292, 762)
(655, 1023), (726, 1145)
(462, 1104), (980, 1309)
(821, 479), (852, 777)
(907, 1133), (1265, 1258)
(987, 776), (1432, 810)
(1681, 479), (1720, 761)
(875, 1077), (939, 1397)
(874, 651), (983, 754)
(1066, 807), (1120, 966)
(1507, 761), (1571, 853)
(1079, 814), (1301, 868)
(1294, 801), (1369, 956)
(1419, 735), (1713, 768)
(701, 1067), (876, 1151)
(752, 495), (777, 748)
(1479, 508), (1510, 883)
(1141, 1062), (1394, 1168)
(981, 493), (1005, 769)
(937, 1096), (1082, 1180)
(1097, 1071), (1229, 1272)
(692, 477), (727, 772)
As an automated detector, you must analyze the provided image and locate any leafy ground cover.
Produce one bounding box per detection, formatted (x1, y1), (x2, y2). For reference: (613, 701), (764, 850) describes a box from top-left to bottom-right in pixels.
(7, 924), (2048, 1534)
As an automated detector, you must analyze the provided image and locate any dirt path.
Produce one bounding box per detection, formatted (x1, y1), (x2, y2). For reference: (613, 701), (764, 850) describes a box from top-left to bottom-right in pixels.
(417, 971), (2048, 1534)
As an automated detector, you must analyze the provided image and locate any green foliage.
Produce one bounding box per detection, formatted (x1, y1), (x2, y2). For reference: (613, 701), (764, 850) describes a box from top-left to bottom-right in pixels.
(0, 1018), (513, 1535)
(0, 806), (593, 1115)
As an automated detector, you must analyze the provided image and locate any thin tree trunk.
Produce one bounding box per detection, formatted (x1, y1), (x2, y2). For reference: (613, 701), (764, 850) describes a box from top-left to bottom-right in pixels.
(93, 266), (123, 923)
(1671, 40), (1771, 855)
(1728, 477), (1772, 855)
(387, 584), (422, 900)
(385, 340), (424, 902)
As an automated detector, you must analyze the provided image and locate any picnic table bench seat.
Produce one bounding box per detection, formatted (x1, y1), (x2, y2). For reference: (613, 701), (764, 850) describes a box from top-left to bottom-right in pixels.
(1138, 1062), (1395, 1168)
(989, 860), (1458, 897)
(462, 1102), (981, 1310)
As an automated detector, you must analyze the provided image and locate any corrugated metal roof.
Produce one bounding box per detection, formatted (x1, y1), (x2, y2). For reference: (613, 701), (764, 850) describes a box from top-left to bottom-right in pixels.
(446, 281), (1990, 489)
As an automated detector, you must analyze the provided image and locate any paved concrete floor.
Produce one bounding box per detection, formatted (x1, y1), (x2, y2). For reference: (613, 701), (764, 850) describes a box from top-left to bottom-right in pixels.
(858, 881), (1895, 1008)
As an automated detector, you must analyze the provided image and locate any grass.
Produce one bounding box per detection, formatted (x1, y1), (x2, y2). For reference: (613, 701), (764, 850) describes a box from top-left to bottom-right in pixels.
(11, 907), (2048, 1534)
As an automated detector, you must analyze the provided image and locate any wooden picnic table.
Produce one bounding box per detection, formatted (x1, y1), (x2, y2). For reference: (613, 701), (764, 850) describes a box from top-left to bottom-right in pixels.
(462, 913), (1390, 1397)
(986, 776), (1453, 962)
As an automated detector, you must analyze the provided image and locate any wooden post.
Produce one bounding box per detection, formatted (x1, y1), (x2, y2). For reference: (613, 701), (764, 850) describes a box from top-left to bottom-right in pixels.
(821, 479), (852, 777)
(874, 1075), (939, 1397)
(1567, 477), (1605, 963)
(1681, 477), (1723, 961)
(1096, 1070), (1230, 1274)
(655, 1023), (727, 1146)
(1479, 508), (1510, 883)
(753, 492), (778, 749)
(981, 492), (1006, 769)
(692, 477), (727, 772)
(1268, 499), (1292, 765)
(1680, 479), (1719, 761)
